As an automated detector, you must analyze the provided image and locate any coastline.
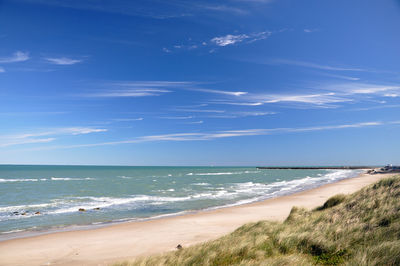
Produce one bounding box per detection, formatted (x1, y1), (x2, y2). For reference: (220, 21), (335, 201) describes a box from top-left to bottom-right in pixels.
(0, 172), (395, 266)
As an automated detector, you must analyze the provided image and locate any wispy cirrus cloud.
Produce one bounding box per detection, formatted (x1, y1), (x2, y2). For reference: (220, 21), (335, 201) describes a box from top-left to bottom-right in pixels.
(86, 90), (170, 98)
(174, 108), (226, 113)
(0, 51), (30, 63)
(0, 67), (5, 73)
(318, 73), (360, 81)
(164, 30), (274, 53)
(45, 57), (83, 65)
(185, 120), (204, 124)
(190, 88), (247, 96)
(0, 127), (107, 147)
(112, 118), (143, 122)
(81, 80), (249, 99)
(211, 31), (271, 46)
(26, 120), (397, 150)
(159, 116), (194, 120)
(199, 4), (247, 15)
(247, 92), (352, 107)
(207, 111), (275, 119)
(81, 81), (184, 98)
(266, 59), (366, 72)
(17, 0), (258, 19)
(303, 28), (319, 33)
(223, 82), (400, 109)
(209, 100), (263, 106)
(320, 83), (400, 96)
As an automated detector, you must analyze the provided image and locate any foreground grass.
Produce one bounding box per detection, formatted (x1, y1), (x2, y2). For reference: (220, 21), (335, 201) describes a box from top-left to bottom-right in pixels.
(116, 176), (400, 265)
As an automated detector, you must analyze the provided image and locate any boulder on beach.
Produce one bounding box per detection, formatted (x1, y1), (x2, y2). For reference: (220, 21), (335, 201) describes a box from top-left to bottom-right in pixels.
(93, 207), (100, 210)
(79, 208), (86, 212)
(35, 211), (41, 215)
(176, 244), (183, 250)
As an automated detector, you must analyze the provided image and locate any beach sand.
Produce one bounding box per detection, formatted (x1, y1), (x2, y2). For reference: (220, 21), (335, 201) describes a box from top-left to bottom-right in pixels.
(0, 172), (395, 266)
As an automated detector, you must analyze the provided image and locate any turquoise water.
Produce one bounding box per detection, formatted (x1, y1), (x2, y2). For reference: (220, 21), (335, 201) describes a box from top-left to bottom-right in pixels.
(0, 165), (361, 236)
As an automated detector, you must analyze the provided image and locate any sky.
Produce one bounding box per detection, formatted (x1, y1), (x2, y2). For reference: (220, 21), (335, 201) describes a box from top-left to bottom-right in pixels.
(1, 0), (400, 166)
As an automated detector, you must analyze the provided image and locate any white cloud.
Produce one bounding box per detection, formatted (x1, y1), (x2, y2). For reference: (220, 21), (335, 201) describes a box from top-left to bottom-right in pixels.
(83, 81), (180, 97)
(235, 111), (276, 117)
(200, 5), (247, 15)
(45, 57), (83, 65)
(186, 120), (204, 124)
(209, 100), (263, 106)
(0, 67), (4, 73)
(323, 83), (400, 96)
(112, 118), (144, 122)
(253, 92), (352, 106)
(88, 91), (166, 97)
(160, 116), (194, 120)
(190, 88), (247, 96)
(0, 51), (30, 63)
(113, 81), (192, 88)
(211, 31), (271, 47)
(174, 108), (226, 113)
(66, 128), (107, 135)
(384, 93), (400, 98)
(211, 34), (249, 46)
(207, 111), (275, 119)
(0, 138), (56, 148)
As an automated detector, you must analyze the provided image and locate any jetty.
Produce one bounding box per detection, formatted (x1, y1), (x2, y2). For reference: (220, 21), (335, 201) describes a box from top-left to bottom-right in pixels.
(256, 166), (376, 170)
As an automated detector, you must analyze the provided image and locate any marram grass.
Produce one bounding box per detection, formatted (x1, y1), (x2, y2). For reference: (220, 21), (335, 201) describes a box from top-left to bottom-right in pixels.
(116, 176), (400, 266)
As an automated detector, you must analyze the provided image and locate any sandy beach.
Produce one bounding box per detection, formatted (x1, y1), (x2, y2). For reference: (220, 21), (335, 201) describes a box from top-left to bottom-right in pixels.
(0, 172), (395, 266)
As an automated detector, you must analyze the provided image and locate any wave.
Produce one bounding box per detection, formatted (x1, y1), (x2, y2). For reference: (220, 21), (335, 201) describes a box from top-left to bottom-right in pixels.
(50, 177), (95, 181)
(0, 169), (361, 224)
(118, 176), (133, 179)
(192, 182), (211, 186)
(0, 177), (95, 183)
(0, 178), (39, 183)
(186, 170), (260, 176)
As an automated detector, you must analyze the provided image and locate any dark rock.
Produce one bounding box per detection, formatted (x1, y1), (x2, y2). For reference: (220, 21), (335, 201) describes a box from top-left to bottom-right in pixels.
(176, 244), (183, 250)
(35, 211), (41, 215)
(79, 208), (86, 212)
(13, 211), (19, 215)
(93, 207), (100, 210)
(21, 213), (26, 215)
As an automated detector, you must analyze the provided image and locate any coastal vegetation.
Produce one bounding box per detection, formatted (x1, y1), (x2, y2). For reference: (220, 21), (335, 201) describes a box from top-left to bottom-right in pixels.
(117, 175), (400, 265)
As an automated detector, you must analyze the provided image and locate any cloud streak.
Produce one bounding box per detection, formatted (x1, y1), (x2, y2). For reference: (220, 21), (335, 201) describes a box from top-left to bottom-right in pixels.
(267, 59), (365, 72)
(45, 57), (83, 65)
(26, 120), (397, 150)
(0, 51), (30, 63)
(0, 127), (107, 147)
(211, 31), (271, 47)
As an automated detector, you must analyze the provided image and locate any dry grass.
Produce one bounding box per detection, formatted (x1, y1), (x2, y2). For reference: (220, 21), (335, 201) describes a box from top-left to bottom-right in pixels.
(116, 176), (400, 266)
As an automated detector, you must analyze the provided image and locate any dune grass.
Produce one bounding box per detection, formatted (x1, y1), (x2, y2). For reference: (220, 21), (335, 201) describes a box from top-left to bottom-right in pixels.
(116, 175), (400, 266)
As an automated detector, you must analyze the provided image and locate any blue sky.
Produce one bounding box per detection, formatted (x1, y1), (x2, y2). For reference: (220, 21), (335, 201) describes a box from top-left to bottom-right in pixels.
(1, 0), (400, 166)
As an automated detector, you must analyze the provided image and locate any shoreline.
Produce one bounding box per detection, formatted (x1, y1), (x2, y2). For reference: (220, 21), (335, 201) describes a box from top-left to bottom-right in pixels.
(0, 169), (362, 242)
(0, 172), (396, 266)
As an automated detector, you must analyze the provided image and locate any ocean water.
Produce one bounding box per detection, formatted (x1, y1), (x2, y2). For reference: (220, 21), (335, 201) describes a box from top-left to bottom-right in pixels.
(0, 165), (362, 237)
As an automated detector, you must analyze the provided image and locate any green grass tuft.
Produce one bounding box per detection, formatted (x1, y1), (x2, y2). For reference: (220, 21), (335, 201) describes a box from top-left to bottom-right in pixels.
(116, 176), (400, 266)
(315, 194), (347, 211)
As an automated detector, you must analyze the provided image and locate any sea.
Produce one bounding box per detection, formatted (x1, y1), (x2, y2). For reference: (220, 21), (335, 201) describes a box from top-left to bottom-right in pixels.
(0, 165), (362, 239)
